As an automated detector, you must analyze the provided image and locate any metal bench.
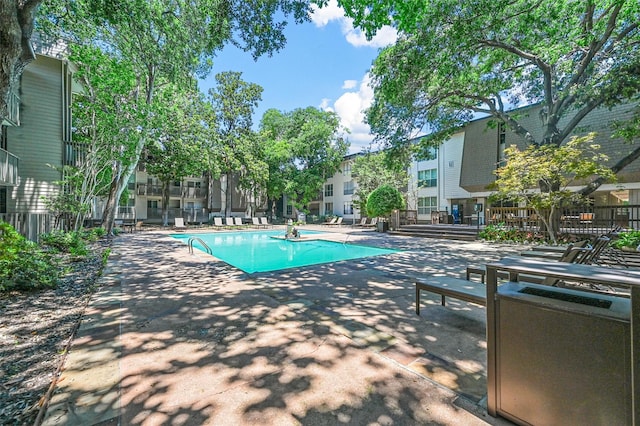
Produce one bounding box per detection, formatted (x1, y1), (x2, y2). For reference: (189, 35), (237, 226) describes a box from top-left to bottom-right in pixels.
(415, 277), (487, 315)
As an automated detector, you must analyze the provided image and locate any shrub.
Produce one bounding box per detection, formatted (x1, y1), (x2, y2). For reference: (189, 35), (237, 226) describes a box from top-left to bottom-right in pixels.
(366, 185), (405, 218)
(40, 230), (88, 257)
(612, 230), (640, 250)
(0, 221), (60, 292)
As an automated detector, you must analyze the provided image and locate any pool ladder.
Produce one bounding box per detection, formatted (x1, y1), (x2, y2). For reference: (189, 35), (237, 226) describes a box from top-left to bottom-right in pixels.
(187, 237), (212, 255)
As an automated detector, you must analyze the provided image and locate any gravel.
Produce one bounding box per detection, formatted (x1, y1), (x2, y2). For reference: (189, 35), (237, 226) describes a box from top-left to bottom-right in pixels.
(0, 239), (111, 425)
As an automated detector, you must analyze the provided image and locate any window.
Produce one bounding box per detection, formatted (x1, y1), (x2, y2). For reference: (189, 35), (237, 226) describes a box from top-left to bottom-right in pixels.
(325, 184), (333, 197)
(418, 169), (437, 187)
(343, 162), (352, 175)
(415, 146), (437, 161)
(147, 200), (159, 209)
(286, 204), (293, 215)
(324, 202), (333, 215)
(343, 202), (353, 215)
(0, 187), (6, 213)
(418, 197), (437, 215)
(187, 181), (202, 188)
(498, 121), (507, 166)
(1, 125), (7, 151)
(343, 181), (354, 195)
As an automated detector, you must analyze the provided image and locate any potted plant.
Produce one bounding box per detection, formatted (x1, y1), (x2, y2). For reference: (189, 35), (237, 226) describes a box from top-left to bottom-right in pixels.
(366, 185), (405, 232)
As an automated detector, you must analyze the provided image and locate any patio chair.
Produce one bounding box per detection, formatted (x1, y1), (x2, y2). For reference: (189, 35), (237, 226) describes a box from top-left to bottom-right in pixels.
(322, 217), (337, 226)
(364, 217), (378, 228)
(225, 217), (235, 228)
(174, 217), (187, 232)
(327, 217), (343, 226)
(353, 217), (368, 227)
(234, 217), (245, 228)
(252, 217), (264, 228)
(259, 217), (272, 228)
(213, 217), (224, 229)
(466, 239), (591, 284)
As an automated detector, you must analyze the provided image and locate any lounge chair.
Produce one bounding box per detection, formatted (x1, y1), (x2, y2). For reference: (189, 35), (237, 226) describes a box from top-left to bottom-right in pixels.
(234, 217), (245, 228)
(353, 218), (368, 227)
(260, 217), (272, 228)
(225, 217), (235, 228)
(327, 217), (343, 226)
(213, 217), (224, 229)
(252, 217), (262, 228)
(322, 217), (337, 226)
(364, 217), (378, 228)
(466, 238), (600, 284)
(174, 217), (187, 232)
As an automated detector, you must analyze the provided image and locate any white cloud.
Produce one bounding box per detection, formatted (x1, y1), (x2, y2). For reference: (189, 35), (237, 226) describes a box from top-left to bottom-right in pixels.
(342, 80), (357, 90)
(321, 74), (376, 154)
(310, 0), (397, 48)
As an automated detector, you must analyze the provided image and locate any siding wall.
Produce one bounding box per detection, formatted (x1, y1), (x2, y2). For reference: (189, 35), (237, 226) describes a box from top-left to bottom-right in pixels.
(6, 55), (64, 213)
(460, 102), (640, 193)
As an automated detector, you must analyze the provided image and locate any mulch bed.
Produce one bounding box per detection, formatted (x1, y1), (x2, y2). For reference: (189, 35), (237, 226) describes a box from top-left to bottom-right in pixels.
(0, 238), (111, 425)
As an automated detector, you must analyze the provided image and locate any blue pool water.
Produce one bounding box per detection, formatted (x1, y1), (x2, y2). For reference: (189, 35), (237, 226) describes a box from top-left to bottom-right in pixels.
(171, 230), (398, 273)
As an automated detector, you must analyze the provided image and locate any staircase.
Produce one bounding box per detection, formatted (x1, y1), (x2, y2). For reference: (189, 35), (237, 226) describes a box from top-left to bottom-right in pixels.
(389, 224), (481, 241)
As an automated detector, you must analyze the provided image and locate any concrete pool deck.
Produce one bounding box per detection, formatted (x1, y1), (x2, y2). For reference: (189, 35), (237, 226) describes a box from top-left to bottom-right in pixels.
(42, 226), (523, 425)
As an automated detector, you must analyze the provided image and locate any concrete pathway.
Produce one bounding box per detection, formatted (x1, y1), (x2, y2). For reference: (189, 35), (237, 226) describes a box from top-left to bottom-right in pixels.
(42, 226), (522, 425)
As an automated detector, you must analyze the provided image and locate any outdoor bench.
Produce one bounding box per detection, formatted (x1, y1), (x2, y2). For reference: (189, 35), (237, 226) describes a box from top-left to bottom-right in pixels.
(415, 276), (487, 315)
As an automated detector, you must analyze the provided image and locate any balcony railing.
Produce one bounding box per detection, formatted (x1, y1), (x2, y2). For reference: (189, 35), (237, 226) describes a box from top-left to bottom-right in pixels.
(2, 89), (20, 126)
(136, 183), (207, 198)
(0, 148), (19, 186)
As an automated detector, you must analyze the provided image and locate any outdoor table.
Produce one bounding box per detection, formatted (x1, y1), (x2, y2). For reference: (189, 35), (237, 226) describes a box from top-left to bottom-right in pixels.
(485, 257), (640, 425)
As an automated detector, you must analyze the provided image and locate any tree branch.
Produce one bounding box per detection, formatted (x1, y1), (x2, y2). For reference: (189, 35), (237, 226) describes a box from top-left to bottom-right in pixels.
(579, 143), (640, 196)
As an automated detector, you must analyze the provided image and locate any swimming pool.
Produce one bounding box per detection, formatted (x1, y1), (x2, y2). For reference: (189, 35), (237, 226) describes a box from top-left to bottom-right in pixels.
(171, 230), (398, 273)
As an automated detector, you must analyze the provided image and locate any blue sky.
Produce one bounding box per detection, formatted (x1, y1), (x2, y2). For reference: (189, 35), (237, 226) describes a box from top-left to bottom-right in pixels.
(198, 1), (397, 154)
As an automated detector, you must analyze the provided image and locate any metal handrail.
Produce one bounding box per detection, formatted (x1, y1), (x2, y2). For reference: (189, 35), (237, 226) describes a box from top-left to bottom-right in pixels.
(188, 237), (212, 255)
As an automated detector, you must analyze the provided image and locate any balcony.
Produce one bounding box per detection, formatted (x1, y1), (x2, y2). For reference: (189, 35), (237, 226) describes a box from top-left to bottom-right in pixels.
(2, 89), (20, 126)
(136, 183), (206, 199)
(0, 148), (19, 186)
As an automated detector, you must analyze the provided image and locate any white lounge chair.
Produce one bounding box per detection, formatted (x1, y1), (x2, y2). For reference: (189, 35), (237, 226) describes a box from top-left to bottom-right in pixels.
(213, 217), (224, 229)
(225, 217), (235, 228)
(234, 217), (245, 227)
(260, 217), (272, 228)
(327, 217), (343, 226)
(322, 217), (337, 226)
(252, 217), (265, 228)
(174, 217), (187, 231)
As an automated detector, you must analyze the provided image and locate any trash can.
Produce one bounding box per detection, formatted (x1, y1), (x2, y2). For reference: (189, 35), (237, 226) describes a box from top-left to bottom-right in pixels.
(297, 213), (306, 224)
(492, 281), (631, 426)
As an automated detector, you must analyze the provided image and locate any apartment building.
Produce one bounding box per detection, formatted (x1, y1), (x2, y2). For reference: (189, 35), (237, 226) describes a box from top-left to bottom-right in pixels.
(0, 42), (80, 239)
(460, 102), (640, 216)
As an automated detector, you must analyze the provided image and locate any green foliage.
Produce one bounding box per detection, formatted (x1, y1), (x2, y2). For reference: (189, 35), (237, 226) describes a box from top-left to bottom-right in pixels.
(0, 222), (60, 292)
(39, 230), (89, 257)
(336, 0), (639, 193)
(612, 231), (640, 250)
(490, 133), (615, 244)
(366, 185), (405, 218)
(478, 224), (546, 244)
(259, 106), (349, 213)
(352, 151), (409, 212)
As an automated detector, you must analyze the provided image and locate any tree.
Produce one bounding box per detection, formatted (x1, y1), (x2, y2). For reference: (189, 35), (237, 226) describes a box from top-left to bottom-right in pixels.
(259, 107), (349, 217)
(144, 86), (209, 226)
(489, 133), (615, 244)
(366, 184), (405, 219)
(207, 71), (265, 217)
(351, 151), (409, 213)
(8, 0), (314, 232)
(0, 0), (42, 123)
(335, 0), (639, 192)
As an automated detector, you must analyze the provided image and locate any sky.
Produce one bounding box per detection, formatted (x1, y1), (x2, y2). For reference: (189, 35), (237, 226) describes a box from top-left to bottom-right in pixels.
(198, 0), (397, 155)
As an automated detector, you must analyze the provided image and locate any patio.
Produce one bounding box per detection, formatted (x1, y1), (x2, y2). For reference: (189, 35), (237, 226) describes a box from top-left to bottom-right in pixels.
(41, 227), (531, 425)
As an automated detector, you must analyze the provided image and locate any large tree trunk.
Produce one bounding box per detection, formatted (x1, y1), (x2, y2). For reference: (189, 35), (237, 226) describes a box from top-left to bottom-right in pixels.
(0, 0), (39, 122)
(161, 180), (170, 226)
